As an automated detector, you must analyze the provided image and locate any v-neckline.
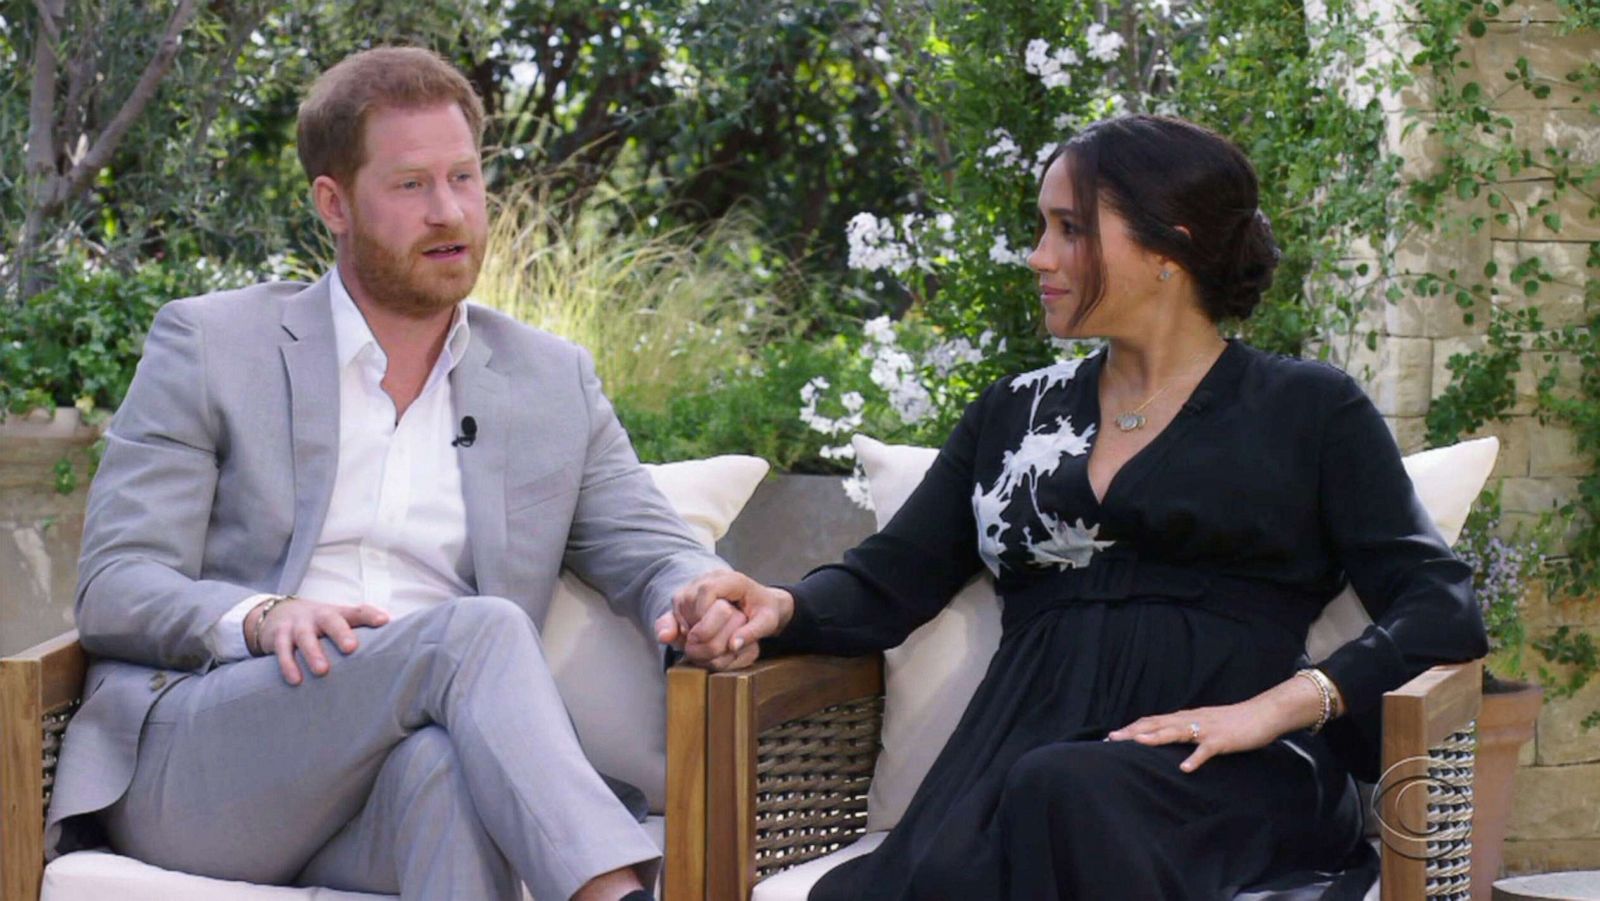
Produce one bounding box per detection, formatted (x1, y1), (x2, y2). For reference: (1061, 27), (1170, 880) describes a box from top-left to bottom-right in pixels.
(1079, 339), (1238, 509)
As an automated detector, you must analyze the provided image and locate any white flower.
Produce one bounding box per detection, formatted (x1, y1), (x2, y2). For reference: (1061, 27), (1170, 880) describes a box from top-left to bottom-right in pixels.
(842, 468), (875, 511)
(988, 233), (1028, 267)
(841, 391), (865, 413)
(1025, 38), (1078, 91)
(1085, 23), (1126, 63)
(863, 314), (896, 345)
(982, 128), (1026, 171)
(1028, 515), (1115, 569)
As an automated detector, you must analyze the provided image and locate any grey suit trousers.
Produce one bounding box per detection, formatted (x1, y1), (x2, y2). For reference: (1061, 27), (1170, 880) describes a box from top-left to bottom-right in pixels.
(102, 595), (658, 901)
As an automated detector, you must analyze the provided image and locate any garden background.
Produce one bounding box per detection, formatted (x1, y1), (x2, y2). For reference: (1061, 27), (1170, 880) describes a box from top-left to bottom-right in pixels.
(1, 0), (1596, 876)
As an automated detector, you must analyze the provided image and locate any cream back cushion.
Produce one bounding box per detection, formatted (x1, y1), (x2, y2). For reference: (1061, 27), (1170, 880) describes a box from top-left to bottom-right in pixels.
(541, 455), (770, 813)
(851, 434), (1497, 832)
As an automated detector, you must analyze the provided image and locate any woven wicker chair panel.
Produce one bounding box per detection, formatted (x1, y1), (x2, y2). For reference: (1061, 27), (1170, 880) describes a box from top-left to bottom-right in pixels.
(41, 699), (80, 826)
(1423, 724), (1476, 901)
(753, 695), (883, 880)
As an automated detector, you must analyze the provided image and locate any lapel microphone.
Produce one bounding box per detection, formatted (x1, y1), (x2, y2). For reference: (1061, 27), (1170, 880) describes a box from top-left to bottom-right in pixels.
(452, 415), (478, 448)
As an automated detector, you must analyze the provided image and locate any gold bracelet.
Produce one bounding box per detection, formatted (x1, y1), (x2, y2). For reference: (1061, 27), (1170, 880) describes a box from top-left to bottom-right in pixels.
(1295, 668), (1334, 733)
(251, 594), (295, 656)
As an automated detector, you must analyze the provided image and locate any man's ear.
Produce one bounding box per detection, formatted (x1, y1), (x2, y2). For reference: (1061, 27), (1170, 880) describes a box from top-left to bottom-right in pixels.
(312, 174), (351, 237)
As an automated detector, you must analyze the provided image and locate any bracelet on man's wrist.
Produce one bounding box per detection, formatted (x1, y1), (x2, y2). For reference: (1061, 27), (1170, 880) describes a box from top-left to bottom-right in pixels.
(250, 594), (295, 656)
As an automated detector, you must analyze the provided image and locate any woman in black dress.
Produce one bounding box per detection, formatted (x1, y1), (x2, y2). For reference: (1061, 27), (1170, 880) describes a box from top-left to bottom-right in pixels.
(658, 115), (1488, 900)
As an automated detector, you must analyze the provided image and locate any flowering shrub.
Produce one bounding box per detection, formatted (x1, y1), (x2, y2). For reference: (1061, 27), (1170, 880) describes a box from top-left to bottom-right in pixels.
(1453, 488), (1557, 676)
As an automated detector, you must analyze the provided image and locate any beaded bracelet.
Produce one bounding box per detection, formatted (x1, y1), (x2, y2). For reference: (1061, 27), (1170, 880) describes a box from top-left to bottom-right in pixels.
(1295, 667), (1336, 733)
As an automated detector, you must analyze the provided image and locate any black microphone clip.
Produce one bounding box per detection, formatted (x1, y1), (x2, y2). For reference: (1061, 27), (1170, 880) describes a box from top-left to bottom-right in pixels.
(452, 415), (478, 448)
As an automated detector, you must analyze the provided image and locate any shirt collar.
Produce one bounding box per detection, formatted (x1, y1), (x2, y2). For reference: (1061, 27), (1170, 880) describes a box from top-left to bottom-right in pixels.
(329, 265), (471, 374)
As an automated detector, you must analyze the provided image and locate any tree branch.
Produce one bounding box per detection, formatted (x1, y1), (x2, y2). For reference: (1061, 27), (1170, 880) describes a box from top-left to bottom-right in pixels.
(54, 0), (203, 209)
(25, 0), (64, 186)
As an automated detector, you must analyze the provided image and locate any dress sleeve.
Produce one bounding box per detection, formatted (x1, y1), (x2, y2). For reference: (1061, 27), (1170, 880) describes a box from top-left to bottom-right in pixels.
(1313, 374), (1489, 717)
(764, 385), (991, 655)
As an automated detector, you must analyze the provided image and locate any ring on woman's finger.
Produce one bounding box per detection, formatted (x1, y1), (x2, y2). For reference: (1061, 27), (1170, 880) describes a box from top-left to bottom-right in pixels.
(1188, 722), (1202, 742)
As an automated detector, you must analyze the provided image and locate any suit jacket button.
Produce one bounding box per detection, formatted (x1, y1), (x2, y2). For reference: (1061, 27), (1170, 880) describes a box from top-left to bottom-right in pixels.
(149, 672), (168, 691)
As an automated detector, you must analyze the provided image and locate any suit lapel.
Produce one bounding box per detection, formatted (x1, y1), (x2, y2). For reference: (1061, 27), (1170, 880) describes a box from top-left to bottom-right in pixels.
(278, 277), (340, 593)
(452, 324), (510, 598)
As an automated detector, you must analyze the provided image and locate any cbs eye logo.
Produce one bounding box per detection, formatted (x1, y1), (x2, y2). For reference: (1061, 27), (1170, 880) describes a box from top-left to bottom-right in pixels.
(1372, 755), (1474, 860)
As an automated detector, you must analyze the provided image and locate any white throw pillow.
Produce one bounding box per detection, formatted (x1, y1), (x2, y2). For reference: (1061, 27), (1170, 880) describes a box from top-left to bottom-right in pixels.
(541, 454), (770, 813)
(851, 433), (1497, 831)
(851, 436), (1003, 831)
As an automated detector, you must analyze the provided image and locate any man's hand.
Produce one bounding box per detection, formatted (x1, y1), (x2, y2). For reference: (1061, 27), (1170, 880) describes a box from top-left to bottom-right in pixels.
(245, 598), (390, 685)
(653, 570), (794, 670)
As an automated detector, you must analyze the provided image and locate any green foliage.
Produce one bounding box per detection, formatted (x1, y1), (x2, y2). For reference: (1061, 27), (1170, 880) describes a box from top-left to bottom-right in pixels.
(0, 253), (230, 418)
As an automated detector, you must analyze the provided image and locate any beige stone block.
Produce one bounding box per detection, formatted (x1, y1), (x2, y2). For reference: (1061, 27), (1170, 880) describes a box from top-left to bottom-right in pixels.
(1491, 240), (1596, 328)
(1499, 475), (1581, 515)
(1519, 733), (1538, 766)
(1332, 335), (1435, 417)
(1520, 578), (1600, 631)
(1467, 417), (1533, 479)
(1484, 0), (1573, 22)
(1384, 111), (1446, 181)
(1502, 837), (1600, 873)
(1529, 423), (1592, 477)
(1392, 204), (1493, 281)
(1537, 672), (1600, 765)
(1493, 181), (1600, 242)
(1502, 108), (1600, 168)
(1507, 761), (1600, 839)
(1473, 25), (1599, 110)
(1384, 415), (1430, 453)
(1516, 347), (1583, 415)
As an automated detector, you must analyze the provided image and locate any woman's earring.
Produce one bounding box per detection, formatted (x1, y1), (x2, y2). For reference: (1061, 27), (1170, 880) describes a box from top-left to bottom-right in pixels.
(1158, 269), (1173, 281)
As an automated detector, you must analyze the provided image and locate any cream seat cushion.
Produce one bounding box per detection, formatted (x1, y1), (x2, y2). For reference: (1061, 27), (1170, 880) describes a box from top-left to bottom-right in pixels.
(41, 456), (767, 900)
(836, 434), (1496, 836)
(43, 818), (666, 901)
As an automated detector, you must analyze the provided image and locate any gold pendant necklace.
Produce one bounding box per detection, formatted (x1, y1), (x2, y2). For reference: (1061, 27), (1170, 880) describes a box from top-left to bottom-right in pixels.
(1111, 343), (1221, 432)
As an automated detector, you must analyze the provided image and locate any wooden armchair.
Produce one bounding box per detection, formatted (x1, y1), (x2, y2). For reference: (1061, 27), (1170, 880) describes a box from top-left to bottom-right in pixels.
(0, 631), (714, 901)
(701, 653), (1483, 901)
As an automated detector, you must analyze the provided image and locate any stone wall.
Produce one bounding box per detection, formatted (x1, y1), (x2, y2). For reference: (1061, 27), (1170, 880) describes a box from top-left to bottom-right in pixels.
(1344, 0), (1600, 875)
(0, 410), (100, 656)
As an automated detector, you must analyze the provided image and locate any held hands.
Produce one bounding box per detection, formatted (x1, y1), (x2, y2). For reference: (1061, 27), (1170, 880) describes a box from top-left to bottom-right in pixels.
(1105, 673), (1334, 773)
(653, 569), (795, 671)
(245, 598), (390, 685)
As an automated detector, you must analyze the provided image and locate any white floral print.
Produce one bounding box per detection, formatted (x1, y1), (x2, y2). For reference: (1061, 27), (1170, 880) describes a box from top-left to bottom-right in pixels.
(972, 357), (1113, 575)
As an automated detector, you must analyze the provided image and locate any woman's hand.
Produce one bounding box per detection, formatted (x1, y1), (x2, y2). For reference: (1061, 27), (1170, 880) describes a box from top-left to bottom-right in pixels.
(654, 569), (795, 670)
(1106, 673), (1330, 773)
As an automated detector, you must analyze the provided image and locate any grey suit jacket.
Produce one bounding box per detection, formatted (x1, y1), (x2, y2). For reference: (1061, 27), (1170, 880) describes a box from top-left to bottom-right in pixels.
(47, 275), (721, 854)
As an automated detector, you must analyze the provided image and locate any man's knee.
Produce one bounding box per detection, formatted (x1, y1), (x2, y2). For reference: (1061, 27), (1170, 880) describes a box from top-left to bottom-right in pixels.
(439, 595), (540, 649)
(383, 726), (459, 803)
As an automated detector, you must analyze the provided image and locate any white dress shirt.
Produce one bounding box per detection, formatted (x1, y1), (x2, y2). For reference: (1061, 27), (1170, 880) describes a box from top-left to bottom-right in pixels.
(206, 269), (475, 661)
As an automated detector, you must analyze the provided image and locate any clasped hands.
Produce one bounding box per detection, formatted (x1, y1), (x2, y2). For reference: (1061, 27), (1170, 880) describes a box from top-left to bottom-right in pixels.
(652, 569), (793, 671)
(652, 569), (1335, 774)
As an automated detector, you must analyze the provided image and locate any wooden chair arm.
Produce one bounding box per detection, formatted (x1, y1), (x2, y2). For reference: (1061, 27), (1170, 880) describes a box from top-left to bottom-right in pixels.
(2, 630), (87, 901)
(1379, 660), (1483, 901)
(705, 654), (885, 899)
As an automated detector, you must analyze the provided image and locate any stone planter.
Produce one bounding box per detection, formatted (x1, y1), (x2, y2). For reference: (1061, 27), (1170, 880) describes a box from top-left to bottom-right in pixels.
(717, 472), (876, 584)
(0, 408), (102, 655)
(1472, 677), (1544, 900)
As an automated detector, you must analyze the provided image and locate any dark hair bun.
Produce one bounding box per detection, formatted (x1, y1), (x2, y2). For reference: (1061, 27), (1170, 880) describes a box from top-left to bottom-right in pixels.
(1217, 210), (1282, 320)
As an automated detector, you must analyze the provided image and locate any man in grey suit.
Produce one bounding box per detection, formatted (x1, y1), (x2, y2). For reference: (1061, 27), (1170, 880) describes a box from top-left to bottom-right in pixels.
(46, 46), (744, 901)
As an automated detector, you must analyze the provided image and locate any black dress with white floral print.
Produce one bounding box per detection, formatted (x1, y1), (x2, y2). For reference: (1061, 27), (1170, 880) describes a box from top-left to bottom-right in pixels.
(767, 339), (1487, 901)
